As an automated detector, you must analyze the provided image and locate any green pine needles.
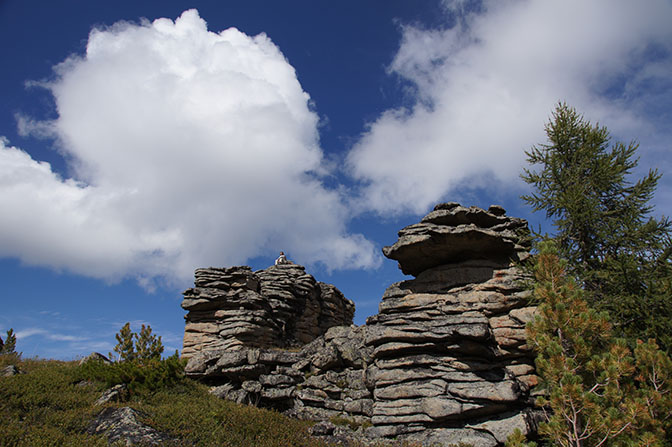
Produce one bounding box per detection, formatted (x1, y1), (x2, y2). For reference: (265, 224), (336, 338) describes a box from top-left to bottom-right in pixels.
(80, 323), (182, 395)
(522, 242), (671, 447)
(1, 328), (17, 355)
(0, 328), (21, 366)
(112, 322), (164, 363)
(522, 103), (672, 350)
(513, 104), (672, 446)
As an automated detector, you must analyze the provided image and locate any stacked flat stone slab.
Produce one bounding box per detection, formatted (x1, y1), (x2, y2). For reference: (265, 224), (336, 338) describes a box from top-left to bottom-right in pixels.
(182, 264), (355, 357)
(363, 203), (537, 445)
(183, 203), (539, 446)
(382, 202), (529, 275)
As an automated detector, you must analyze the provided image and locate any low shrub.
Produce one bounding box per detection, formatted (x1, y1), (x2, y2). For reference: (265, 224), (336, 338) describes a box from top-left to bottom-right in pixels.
(77, 351), (186, 394)
(0, 359), (107, 446)
(0, 358), (328, 447)
(141, 383), (327, 447)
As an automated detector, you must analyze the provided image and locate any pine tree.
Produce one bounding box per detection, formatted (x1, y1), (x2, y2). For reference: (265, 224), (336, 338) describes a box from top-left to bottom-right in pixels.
(526, 242), (672, 447)
(134, 324), (163, 362)
(521, 103), (672, 350)
(0, 329), (17, 354)
(113, 322), (136, 362)
(111, 322), (164, 363)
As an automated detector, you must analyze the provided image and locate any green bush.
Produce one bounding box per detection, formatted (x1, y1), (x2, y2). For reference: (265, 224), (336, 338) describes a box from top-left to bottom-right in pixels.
(141, 383), (327, 447)
(79, 322), (181, 396)
(111, 322), (164, 363)
(78, 351), (186, 394)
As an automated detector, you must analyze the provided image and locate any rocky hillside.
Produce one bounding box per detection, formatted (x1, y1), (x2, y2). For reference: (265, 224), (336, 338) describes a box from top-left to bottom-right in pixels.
(182, 203), (540, 446)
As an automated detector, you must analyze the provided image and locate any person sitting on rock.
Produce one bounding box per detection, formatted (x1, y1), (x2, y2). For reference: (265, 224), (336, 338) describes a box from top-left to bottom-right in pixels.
(275, 251), (289, 265)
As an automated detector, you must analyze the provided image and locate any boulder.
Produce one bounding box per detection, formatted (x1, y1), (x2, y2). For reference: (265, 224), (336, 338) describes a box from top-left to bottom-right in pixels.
(79, 352), (112, 365)
(94, 384), (129, 406)
(87, 407), (174, 446)
(1, 364), (22, 377)
(405, 427), (499, 447)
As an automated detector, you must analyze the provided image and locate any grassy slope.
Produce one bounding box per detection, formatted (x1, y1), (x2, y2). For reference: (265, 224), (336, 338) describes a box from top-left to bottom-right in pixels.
(0, 356), (328, 447)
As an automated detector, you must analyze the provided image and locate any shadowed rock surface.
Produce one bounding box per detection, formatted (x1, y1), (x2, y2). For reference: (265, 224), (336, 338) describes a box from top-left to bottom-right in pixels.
(182, 264), (355, 357)
(383, 203), (530, 276)
(182, 204), (540, 446)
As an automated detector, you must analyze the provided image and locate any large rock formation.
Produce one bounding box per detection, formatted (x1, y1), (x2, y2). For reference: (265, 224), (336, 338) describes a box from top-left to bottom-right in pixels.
(182, 204), (539, 446)
(182, 263), (355, 357)
(360, 203), (537, 444)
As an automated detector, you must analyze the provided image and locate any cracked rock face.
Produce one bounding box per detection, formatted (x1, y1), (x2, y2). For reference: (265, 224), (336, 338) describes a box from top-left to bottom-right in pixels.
(181, 204), (540, 446)
(182, 264), (355, 357)
(383, 203), (530, 276)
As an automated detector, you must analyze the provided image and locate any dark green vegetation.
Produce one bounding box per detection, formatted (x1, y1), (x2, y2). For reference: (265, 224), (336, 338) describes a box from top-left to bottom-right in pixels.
(82, 322), (184, 394)
(112, 322), (164, 363)
(0, 323), (330, 446)
(0, 355), (331, 447)
(1, 328), (18, 354)
(79, 352), (186, 395)
(522, 103), (672, 351)
(1, 358), (108, 447)
(509, 243), (672, 447)
(514, 104), (672, 446)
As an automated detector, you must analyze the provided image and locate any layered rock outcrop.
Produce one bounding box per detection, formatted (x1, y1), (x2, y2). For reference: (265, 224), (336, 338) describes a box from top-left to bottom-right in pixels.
(182, 263), (355, 357)
(182, 204), (539, 446)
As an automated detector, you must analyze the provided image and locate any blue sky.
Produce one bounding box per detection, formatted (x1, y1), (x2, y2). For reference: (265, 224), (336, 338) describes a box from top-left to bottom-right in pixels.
(1, 0), (671, 360)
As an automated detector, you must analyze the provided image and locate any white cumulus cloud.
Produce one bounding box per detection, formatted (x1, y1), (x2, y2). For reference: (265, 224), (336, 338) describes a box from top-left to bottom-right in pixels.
(347, 0), (672, 215)
(3, 9), (379, 286)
